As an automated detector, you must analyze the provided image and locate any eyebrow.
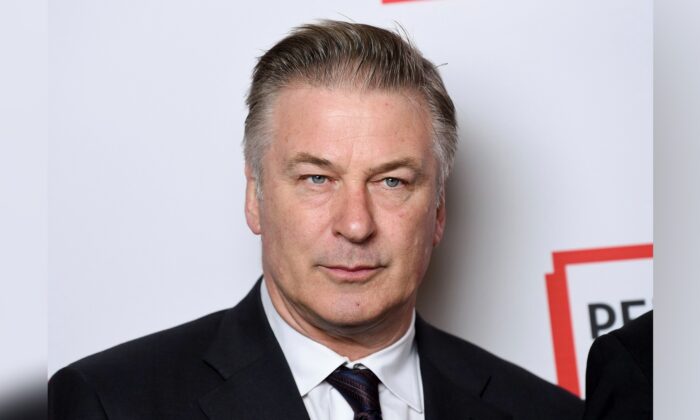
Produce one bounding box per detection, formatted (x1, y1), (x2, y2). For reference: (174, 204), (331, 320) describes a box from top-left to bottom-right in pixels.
(368, 158), (424, 177)
(285, 153), (425, 178)
(285, 152), (336, 173)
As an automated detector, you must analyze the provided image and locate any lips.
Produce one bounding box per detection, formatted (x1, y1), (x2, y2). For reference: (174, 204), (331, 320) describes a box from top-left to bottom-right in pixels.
(319, 265), (384, 282)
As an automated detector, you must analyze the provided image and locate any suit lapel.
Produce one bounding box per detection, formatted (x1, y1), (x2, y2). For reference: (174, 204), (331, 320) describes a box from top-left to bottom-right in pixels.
(196, 284), (511, 419)
(198, 356), (309, 420)
(416, 316), (511, 420)
(198, 280), (310, 420)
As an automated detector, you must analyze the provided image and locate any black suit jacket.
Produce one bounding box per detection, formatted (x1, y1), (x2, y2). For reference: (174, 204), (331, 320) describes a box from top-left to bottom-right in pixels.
(49, 282), (582, 420)
(583, 310), (653, 420)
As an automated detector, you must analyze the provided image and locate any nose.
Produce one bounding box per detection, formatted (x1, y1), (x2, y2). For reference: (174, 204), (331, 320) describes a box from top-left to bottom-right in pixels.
(332, 185), (376, 244)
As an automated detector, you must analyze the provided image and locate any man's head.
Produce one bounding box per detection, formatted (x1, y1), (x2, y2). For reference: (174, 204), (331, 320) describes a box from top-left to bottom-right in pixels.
(244, 20), (457, 200)
(243, 21), (457, 353)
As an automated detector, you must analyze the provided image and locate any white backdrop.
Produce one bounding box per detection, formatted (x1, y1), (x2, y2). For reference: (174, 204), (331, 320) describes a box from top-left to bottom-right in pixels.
(48, 0), (653, 397)
(1, 0), (48, 400)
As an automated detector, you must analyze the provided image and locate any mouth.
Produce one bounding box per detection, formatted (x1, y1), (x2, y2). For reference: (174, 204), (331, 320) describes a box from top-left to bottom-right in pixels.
(318, 265), (384, 282)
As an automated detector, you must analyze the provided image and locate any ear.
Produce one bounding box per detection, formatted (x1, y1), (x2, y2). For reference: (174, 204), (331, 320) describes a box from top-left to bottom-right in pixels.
(244, 164), (262, 235)
(433, 191), (446, 246)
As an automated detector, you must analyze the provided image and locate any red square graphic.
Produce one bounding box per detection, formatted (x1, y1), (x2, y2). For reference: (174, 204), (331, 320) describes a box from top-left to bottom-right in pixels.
(545, 243), (653, 396)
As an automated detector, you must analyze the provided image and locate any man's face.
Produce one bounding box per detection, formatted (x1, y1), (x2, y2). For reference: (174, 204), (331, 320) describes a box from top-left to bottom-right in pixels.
(245, 85), (446, 334)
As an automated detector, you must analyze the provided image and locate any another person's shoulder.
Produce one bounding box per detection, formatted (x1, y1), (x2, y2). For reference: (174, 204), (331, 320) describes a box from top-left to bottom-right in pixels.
(586, 309), (652, 389)
(605, 310), (652, 377)
(416, 316), (583, 420)
(583, 310), (652, 420)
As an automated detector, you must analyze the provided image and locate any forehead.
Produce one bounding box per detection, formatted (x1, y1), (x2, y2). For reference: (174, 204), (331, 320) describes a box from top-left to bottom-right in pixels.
(268, 85), (433, 164)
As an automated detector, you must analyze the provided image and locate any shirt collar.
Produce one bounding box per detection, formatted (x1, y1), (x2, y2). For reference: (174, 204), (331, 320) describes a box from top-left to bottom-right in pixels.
(260, 280), (423, 413)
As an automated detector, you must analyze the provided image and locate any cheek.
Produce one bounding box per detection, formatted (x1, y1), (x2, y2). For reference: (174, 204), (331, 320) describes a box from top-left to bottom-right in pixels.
(260, 192), (330, 254)
(384, 205), (436, 258)
(402, 202), (436, 236)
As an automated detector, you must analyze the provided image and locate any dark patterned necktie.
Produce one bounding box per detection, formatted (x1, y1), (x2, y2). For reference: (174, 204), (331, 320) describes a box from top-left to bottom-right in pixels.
(326, 365), (383, 420)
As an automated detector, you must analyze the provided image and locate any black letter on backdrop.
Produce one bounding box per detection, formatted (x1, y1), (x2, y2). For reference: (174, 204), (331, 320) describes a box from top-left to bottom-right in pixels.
(621, 299), (646, 324)
(588, 303), (616, 338)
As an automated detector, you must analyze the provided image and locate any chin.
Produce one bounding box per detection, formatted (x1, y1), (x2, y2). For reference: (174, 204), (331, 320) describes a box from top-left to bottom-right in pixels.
(311, 301), (393, 332)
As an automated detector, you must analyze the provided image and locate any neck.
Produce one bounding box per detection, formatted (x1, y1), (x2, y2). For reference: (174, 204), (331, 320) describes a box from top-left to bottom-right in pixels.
(264, 278), (415, 361)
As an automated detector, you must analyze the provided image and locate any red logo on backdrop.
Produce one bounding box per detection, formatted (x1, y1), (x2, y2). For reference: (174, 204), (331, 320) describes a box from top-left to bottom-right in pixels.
(545, 244), (653, 396)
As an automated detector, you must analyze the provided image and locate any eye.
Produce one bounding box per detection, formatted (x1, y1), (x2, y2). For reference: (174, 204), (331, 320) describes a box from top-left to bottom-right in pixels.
(308, 175), (328, 185)
(383, 177), (402, 188)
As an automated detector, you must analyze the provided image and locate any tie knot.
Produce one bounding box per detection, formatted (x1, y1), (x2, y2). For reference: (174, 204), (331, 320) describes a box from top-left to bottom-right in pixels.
(326, 366), (383, 420)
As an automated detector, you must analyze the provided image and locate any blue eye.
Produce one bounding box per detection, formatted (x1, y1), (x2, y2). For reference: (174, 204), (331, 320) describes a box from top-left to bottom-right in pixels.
(384, 177), (401, 188)
(309, 175), (327, 184)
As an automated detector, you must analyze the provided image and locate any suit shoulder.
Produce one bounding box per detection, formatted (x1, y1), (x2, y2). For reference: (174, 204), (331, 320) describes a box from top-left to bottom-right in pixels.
(418, 319), (553, 385)
(608, 310), (652, 380)
(417, 319), (583, 420)
(50, 309), (231, 419)
(55, 309), (227, 387)
(78, 309), (223, 367)
(583, 314), (653, 420)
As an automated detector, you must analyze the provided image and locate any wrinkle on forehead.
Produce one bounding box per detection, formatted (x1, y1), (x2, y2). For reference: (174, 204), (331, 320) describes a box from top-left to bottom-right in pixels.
(265, 84), (436, 188)
(271, 84), (431, 140)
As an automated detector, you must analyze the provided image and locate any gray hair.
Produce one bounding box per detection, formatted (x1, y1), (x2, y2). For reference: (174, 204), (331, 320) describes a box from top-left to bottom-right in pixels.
(243, 20), (457, 201)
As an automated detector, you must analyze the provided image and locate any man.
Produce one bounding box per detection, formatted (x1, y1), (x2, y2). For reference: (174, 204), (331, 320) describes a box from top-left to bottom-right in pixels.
(49, 21), (582, 419)
(583, 310), (653, 420)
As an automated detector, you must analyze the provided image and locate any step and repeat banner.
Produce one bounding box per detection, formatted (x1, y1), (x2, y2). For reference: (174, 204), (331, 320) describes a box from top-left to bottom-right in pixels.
(49, 0), (652, 398)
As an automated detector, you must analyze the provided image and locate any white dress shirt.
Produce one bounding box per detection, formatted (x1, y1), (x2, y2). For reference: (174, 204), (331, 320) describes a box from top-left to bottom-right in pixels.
(260, 281), (425, 420)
